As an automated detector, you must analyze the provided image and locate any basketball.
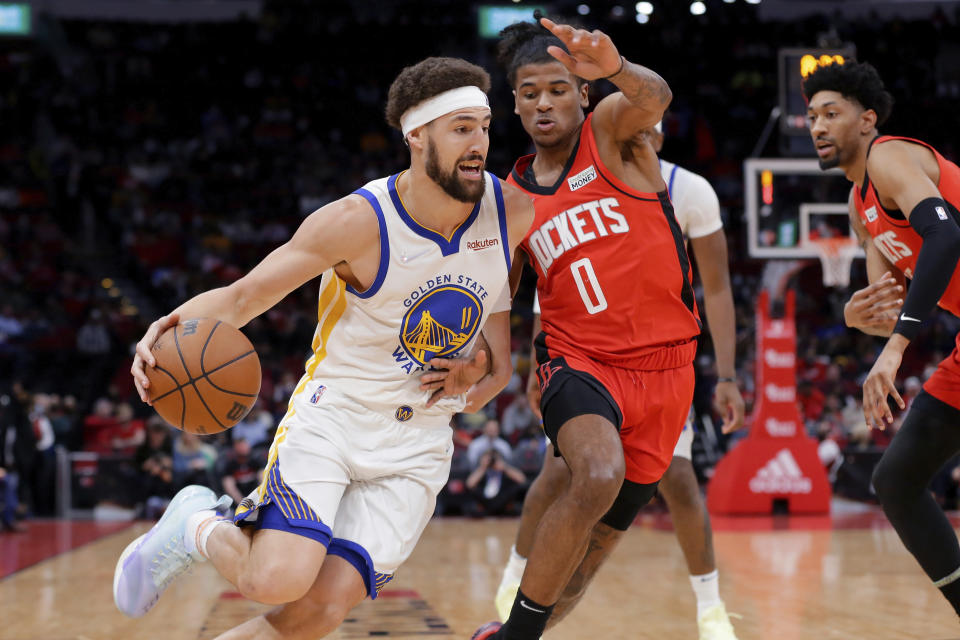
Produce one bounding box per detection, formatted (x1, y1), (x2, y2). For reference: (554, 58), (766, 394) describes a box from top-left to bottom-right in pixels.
(145, 318), (261, 435)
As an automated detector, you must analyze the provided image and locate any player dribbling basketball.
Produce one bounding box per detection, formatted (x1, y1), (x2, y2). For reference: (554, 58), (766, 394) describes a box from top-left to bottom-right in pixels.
(113, 57), (534, 640)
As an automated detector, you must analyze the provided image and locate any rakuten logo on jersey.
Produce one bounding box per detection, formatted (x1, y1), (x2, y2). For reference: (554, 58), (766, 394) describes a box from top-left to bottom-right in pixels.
(528, 197), (629, 272)
(466, 238), (499, 252)
(764, 383), (795, 403)
(764, 348), (795, 369)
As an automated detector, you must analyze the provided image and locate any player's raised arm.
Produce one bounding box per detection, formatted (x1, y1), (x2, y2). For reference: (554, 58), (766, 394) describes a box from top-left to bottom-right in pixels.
(538, 17), (670, 144)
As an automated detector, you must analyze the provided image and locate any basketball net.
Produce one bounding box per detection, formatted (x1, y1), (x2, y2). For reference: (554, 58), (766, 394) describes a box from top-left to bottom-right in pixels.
(807, 236), (860, 288)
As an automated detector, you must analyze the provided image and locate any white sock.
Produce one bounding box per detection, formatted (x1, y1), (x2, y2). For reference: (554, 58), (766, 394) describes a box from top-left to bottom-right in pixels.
(184, 510), (228, 560)
(690, 569), (722, 617)
(504, 545), (527, 584)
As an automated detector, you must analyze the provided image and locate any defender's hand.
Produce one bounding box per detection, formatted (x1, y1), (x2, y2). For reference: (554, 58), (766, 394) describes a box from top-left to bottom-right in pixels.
(714, 380), (746, 434)
(862, 344), (905, 429)
(843, 272), (903, 333)
(420, 350), (489, 408)
(539, 17), (622, 82)
(131, 312), (180, 405)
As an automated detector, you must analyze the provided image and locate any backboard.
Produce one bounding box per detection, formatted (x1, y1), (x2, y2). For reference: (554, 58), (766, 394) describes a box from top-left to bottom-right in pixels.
(745, 157), (862, 259)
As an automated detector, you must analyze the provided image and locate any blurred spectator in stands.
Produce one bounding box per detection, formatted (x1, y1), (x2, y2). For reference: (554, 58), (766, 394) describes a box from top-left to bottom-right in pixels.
(83, 397), (117, 453)
(28, 393), (56, 515)
(466, 418), (512, 469)
(465, 448), (527, 517)
(220, 437), (263, 508)
(231, 400), (273, 450)
(500, 393), (537, 444)
(135, 418), (174, 518)
(6, 383), (36, 518)
(110, 402), (145, 455)
(0, 392), (26, 532)
(76, 309), (112, 356)
(48, 395), (80, 449)
(172, 431), (217, 489)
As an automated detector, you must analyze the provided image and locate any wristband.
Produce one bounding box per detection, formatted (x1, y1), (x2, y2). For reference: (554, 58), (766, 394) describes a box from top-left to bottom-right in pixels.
(717, 377), (736, 383)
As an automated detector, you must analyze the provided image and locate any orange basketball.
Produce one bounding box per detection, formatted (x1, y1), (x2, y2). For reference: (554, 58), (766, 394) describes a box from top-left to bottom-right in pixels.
(145, 318), (261, 435)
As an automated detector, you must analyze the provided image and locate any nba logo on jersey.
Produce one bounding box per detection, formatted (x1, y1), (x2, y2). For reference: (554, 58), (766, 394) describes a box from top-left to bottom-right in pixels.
(309, 384), (326, 404)
(937, 206), (949, 220)
(864, 206), (878, 222)
(395, 405), (414, 422)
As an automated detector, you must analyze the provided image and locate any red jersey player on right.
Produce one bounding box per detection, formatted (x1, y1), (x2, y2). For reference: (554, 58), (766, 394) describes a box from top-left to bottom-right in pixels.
(474, 14), (705, 640)
(805, 60), (960, 620)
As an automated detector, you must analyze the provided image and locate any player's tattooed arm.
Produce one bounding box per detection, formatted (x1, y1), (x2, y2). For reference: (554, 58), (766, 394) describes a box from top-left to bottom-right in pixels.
(539, 16), (669, 142)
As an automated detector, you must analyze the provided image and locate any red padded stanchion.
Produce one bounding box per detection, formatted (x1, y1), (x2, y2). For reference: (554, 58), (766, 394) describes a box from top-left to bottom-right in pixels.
(706, 290), (831, 514)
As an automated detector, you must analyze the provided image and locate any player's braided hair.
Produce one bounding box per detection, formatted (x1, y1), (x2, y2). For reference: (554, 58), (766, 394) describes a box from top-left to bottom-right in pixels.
(496, 11), (583, 87)
(385, 57), (491, 131)
(802, 59), (894, 126)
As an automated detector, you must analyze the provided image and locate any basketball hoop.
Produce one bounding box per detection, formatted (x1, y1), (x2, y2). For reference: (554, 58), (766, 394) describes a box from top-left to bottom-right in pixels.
(807, 236), (860, 288)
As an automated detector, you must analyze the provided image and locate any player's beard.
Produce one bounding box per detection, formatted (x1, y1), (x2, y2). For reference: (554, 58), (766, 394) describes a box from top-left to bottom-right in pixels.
(426, 139), (486, 203)
(816, 139), (842, 170)
(818, 153), (841, 170)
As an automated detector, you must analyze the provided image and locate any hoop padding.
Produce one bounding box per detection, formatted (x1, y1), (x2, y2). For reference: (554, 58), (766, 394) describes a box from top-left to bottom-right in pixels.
(808, 237), (860, 287)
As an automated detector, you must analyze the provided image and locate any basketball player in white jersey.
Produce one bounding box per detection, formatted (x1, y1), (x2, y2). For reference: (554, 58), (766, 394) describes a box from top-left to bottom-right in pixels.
(492, 121), (744, 639)
(114, 57), (534, 639)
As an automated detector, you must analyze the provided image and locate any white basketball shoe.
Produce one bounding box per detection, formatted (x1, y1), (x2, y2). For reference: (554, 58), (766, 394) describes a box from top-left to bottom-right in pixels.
(113, 485), (231, 617)
(697, 603), (740, 640)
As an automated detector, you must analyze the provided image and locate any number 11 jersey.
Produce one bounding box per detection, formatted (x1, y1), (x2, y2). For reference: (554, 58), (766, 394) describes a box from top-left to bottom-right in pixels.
(508, 113), (701, 368)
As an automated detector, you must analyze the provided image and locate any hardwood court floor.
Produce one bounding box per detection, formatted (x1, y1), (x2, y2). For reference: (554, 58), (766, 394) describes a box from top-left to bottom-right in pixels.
(2, 508), (959, 640)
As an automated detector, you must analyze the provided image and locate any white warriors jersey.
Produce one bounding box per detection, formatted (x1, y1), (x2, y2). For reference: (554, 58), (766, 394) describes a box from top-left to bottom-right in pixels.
(291, 171), (512, 424)
(659, 159), (722, 239)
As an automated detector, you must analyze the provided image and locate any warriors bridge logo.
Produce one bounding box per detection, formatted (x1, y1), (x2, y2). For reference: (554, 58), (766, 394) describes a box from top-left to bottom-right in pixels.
(397, 284), (482, 370)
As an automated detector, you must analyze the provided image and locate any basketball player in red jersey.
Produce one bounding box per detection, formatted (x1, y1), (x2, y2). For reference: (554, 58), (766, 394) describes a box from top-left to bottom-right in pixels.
(473, 16), (703, 640)
(805, 60), (960, 618)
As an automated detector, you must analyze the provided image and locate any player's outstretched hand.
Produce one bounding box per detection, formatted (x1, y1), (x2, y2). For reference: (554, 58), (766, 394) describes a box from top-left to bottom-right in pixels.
(862, 344), (905, 429)
(131, 312), (180, 405)
(526, 372), (542, 420)
(420, 350), (489, 408)
(539, 17), (622, 82)
(714, 380), (745, 434)
(843, 272), (903, 334)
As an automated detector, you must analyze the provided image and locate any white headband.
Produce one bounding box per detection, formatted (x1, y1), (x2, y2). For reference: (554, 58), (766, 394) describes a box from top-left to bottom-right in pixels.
(400, 86), (490, 137)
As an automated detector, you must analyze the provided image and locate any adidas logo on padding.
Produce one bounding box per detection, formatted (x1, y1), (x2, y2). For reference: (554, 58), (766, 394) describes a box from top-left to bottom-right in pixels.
(748, 449), (812, 494)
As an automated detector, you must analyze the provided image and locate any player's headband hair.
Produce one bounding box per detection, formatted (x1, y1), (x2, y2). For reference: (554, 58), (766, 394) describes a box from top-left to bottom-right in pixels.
(400, 86), (491, 137)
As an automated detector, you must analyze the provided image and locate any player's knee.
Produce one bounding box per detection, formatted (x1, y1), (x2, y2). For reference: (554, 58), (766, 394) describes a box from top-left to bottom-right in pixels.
(570, 459), (624, 510)
(239, 563), (315, 605)
(871, 455), (903, 508)
(305, 599), (354, 632)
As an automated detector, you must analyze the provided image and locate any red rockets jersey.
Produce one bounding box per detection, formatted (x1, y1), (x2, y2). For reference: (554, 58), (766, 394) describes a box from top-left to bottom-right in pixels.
(853, 135), (960, 317)
(508, 113), (701, 368)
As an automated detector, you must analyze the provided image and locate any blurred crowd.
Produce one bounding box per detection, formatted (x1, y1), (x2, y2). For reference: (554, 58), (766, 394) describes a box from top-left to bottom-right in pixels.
(4, 1), (960, 527)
